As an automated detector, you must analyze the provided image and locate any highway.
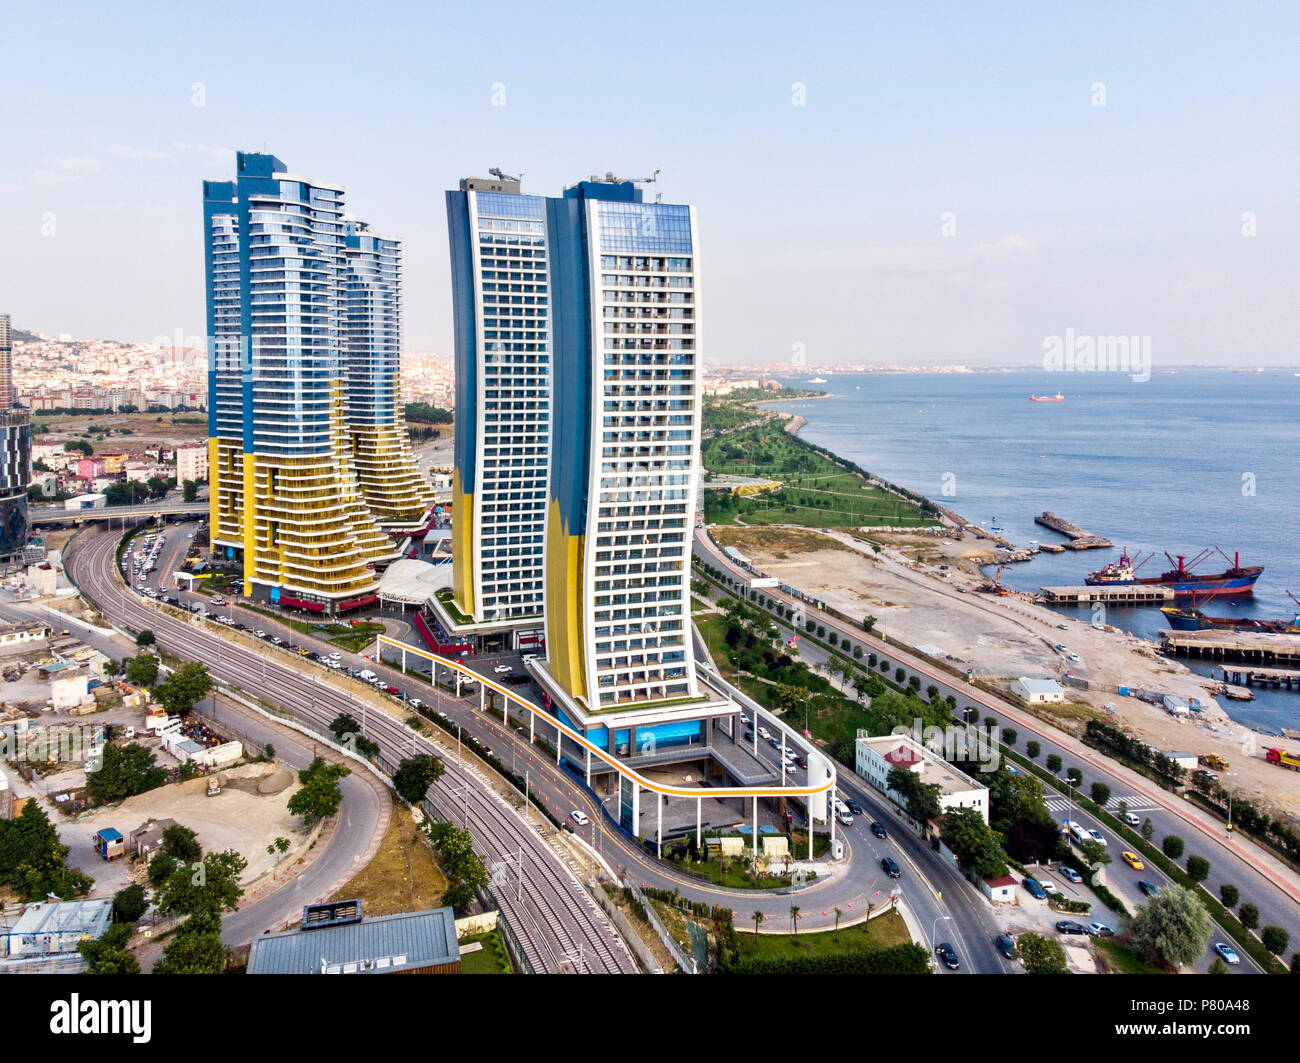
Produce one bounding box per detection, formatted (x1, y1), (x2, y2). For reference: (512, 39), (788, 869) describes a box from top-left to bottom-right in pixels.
(65, 524), (637, 974)
(31, 500), (207, 525)
(695, 528), (1288, 973)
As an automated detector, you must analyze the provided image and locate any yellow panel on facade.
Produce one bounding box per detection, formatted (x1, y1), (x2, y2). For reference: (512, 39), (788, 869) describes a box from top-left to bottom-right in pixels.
(544, 498), (585, 700)
(241, 453), (257, 598)
(451, 469), (475, 617)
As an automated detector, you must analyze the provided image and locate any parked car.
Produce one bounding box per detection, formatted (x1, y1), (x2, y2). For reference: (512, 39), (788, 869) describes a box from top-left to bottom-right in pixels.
(1137, 880), (1158, 897)
(1058, 865), (1082, 884)
(408, 698), (423, 709)
(384, 685), (400, 695)
(1022, 877), (1047, 900)
(1088, 922), (1115, 937)
(880, 857), (901, 879)
(1213, 942), (1240, 966)
(870, 821), (887, 839)
(1055, 920), (1087, 935)
(1039, 879), (1060, 896)
(995, 933), (1015, 959)
(1121, 850), (1145, 870)
(934, 942), (960, 970)
(493, 664), (512, 674)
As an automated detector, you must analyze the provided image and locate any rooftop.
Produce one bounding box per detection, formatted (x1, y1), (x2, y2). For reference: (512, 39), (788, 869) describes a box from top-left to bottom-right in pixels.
(247, 906), (459, 975)
(1015, 677), (1065, 694)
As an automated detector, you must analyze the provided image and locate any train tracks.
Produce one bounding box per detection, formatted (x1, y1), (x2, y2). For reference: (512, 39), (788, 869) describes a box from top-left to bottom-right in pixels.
(66, 526), (636, 974)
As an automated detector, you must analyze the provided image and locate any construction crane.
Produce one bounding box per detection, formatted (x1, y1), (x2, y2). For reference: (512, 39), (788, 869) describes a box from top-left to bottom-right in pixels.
(488, 167), (523, 184)
(587, 168), (661, 186)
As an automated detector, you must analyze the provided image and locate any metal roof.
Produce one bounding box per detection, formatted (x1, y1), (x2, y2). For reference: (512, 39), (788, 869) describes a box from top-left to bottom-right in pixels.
(247, 907), (460, 975)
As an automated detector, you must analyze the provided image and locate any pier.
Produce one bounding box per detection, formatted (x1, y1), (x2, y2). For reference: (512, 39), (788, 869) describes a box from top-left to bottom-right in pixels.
(1041, 584), (1176, 605)
(1158, 629), (1300, 669)
(1218, 666), (1300, 691)
(1034, 511), (1114, 550)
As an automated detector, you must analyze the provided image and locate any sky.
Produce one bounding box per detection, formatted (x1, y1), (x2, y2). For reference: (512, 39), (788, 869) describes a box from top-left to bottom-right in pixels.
(1, 1), (1297, 366)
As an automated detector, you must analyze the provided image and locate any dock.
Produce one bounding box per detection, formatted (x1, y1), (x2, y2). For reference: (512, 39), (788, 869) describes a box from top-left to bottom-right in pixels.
(1218, 666), (1300, 691)
(1042, 584), (1175, 605)
(1158, 629), (1300, 669)
(1034, 511), (1113, 550)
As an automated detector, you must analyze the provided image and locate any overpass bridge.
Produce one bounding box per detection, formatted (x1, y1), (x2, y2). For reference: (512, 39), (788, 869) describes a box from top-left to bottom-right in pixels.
(30, 501), (207, 526)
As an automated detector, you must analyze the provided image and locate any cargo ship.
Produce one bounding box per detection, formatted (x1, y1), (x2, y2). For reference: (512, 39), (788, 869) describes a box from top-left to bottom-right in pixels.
(1085, 549), (1262, 597)
(1029, 393), (1064, 402)
(1162, 608), (1299, 632)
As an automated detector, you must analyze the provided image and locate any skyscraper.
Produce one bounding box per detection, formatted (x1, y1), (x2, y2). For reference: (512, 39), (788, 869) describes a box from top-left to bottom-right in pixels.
(438, 175), (551, 647)
(203, 153), (420, 613)
(0, 314), (31, 563)
(343, 224), (434, 525)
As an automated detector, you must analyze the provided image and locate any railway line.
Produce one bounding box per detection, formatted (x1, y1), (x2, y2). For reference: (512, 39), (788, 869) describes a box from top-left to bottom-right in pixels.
(65, 525), (636, 974)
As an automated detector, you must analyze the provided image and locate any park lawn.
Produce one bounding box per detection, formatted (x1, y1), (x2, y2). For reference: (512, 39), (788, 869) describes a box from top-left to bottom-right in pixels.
(458, 930), (513, 974)
(739, 909), (911, 955)
(1093, 938), (1167, 974)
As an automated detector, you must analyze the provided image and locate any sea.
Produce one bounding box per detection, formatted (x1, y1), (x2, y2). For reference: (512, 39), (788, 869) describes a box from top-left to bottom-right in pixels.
(765, 369), (1300, 733)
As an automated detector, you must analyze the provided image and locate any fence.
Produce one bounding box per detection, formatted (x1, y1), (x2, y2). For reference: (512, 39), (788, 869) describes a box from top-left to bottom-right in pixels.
(621, 877), (698, 974)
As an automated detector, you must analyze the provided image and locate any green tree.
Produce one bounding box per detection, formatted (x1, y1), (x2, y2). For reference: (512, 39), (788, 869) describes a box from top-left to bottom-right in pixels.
(153, 921), (231, 975)
(1162, 835), (1185, 860)
(1219, 884), (1239, 909)
(152, 662), (213, 716)
(790, 904), (801, 936)
(392, 753), (446, 805)
(752, 909), (764, 934)
(328, 712), (363, 741)
(181, 478), (199, 502)
(145, 475), (172, 500)
(112, 883), (148, 924)
(64, 439), (93, 456)
(79, 923), (140, 974)
(887, 765), (942, 825)
(124, 653), (159, 687)
(1131, 886), (1212, 970)
(135, 629), (156, 647)
(1016, 931), (1068, 974)
(1141, 818), (1155, 843)
(161, 824), (203, 864)
(0, 802), (93, 900)
(1090, 782), (1111, 806)
(156, 849), (247, 922)
(772, 683), (806, 716)
(86, 743), (167, 804)
(1065, 767), (1082, 788)
(939, 807), (1008, 878)
(1025, 740), (1040, 759)
(1262, 926), (1290, 956)
(1002, 729), (1017, 745)
(287, 757), (351, 825)
(1186, 855), (1210, 883)
(1208, 957), (1228, 975)
(1046, 754), (1062, 774)
(1239, 903), (1259, 930)
(147, 852), (178, 888)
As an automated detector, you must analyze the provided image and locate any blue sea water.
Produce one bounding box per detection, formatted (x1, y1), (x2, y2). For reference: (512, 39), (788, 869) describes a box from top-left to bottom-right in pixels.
(766, 369), (1300, 731)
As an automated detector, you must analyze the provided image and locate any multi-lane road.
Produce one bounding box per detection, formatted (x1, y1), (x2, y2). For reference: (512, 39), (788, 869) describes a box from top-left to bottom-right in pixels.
(66, 523), (637, 974)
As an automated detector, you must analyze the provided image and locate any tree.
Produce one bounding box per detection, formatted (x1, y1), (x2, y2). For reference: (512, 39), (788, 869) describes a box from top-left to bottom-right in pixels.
(1186, 855), (1210, 883)
(862, 615), (876, 633)
(1016, 931), (1067, 974)
(989, 770), (1060, 863)
(328, 712), (363, 741)
(181, 478), (199, 503)
(772, 683), (805, 716)
(124, 653), (159, 687)
(156, 849), (247, 922)
(135, 629), (156, 647)
(64, 439), (93, 456)
(1162, 835), (1185, 860)
(789, 904), (801, 936)
(887, 765), (942, 826)
(752, 909), (764, 934)
(152, 922), (231, 975)
(833, 906), (843, 934)
(147, 853), (178, 888)
(106, 481), (151, 506)
(1090, 782), (1111, 806)
(1141, 818), (1155, 843)
(1046, 754), (1062, 774)
(79, 923), (140, 975)
(1208, 957), (1228, 975)
(112, 883), (148, 924)
(162, 824), (203, 864)
(145, 475), (172, 500)
(152, 662), (213, 716)
(1239, 903), (1259, 930)
(939, 807), (1008, 878)
(287, 757), (351, 826)
(1131, 886), (1212, 970)
(393, 753), (446, 805)
(1002, 729), (1017, 745)
(86, 743), (167, 804)
(1262, 926), (1290, 956)
(1219, 884), (1239, 909)
(1117, 799), (1129, 824)
(1065, 767), (1082, 788)
(1078, 839), (1111, 867)
(1026, 740), (1040, 759)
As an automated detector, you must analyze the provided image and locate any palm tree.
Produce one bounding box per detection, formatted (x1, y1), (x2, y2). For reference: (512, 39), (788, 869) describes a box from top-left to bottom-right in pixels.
(752, 909), (764, 935)
(790, 904), (801, 936)
(833, 906), (843, 935)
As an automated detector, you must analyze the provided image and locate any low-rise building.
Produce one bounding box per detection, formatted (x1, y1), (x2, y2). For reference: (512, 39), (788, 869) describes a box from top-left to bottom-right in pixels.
(855, 732), (989, 825)
(247, 903), (461, 975)
(175, 444), (207, 483)
(3, 899), (112, 957)
(0, 621), (50, 653)
(63, 493), (106, 510)
(1012, 677), (1066, 704)
(1167, 751), (1198, 772)
(128, 818), (177, 861)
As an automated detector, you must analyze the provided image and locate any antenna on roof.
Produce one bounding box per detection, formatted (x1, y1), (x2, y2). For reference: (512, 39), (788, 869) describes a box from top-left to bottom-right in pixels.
(488, 167), (523, 184)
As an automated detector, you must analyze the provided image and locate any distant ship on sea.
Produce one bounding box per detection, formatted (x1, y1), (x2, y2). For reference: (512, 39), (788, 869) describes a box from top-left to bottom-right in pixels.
(1029, 392), (1064, 402)
(1086, 549), (1263, 597)
(808, 377), (828, 384)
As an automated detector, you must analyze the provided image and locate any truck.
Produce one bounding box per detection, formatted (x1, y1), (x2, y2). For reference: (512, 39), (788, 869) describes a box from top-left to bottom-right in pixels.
(1199, 753), (1230, 771)
(1266, 748), (1300, 771)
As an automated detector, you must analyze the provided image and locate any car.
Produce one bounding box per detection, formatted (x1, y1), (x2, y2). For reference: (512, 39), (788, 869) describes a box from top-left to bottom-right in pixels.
(767, 735), (781, 749)
(836, 807), (852, 822)
(1087, 828), (1107, 846)
(1055, 920), (1087, 935)
(743, 730), (755, 742)
(995, 933), (1015, 959)
(1022, 877), (1047, 900)
(435, 710), (448, 720)
(1058, 865), (1082, 884)
(1213, 942), (1241, 966)
(570, 810), (589, 826)
(846, 799), (862, 815)
(738, 713), (750, 725)
(1121, 850), (1145, 870)
(1068, 653), (1081, 662)
(270, 636), (283, 645)
(493, 664), (512, 674)
(328, 650), (341, 659)
(794, 755), (807, 769)
(408, 698), (423, 709)
(384, 685), (400, 695)
(1088, 922), (1115, 937)
(757, 726), (771, 740)
(1124, 812), (1141, 827)
(327, 660), (342, 670)
(1137, 880), (1158, 897)
(880, 857), (901, 878)
(1039, 880), (1059, 896)
(871, 821), (887, 839)
(1054, 643), (1068, 652)
(253, 629), (266, 638)
(785, 764), (798, 775)
(935, 942), (960, 970)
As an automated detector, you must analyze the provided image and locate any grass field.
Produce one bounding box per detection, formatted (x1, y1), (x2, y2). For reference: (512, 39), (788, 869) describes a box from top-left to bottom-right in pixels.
(329, 807), (447, 917)
(1093, 937), (1167, 974)
(703, 423), (936, 529)
(458, 930), (513, 974)
(738, 908), (911, 955)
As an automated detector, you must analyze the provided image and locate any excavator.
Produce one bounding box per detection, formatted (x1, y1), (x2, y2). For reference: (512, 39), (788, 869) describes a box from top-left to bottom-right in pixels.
(980, 565), (1011, 595)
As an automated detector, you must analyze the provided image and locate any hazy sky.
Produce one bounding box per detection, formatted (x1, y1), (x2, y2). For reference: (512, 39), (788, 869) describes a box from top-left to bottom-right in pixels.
(2, 1), (1297, 366)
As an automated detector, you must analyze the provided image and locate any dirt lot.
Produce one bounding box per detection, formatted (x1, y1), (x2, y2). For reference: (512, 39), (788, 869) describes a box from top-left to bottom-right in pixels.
(713, 525), (1300, 817)
(328, 805), (446, 916)
(33, 411), (207, 447)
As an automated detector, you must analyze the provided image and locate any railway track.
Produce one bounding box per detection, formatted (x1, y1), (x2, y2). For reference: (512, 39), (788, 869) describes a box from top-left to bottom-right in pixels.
(66, 526), (636, 974)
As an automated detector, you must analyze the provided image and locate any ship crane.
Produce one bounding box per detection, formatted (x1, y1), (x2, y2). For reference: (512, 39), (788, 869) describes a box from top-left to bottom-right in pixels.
(1214, 546), (1246, 572)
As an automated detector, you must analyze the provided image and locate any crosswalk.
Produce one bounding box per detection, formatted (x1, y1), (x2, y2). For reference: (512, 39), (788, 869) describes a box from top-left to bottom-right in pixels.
(1044, 794), (1158, 815)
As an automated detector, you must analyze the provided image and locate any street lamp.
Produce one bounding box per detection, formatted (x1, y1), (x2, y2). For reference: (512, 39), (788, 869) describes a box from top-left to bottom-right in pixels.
(931, 914), (951, 950)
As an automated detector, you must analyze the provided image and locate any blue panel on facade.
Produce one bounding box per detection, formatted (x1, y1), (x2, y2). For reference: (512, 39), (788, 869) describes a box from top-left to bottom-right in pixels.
(445, 191), (477, 495)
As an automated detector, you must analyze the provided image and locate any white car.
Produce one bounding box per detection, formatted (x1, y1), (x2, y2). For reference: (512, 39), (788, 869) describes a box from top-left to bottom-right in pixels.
(493, 665), (512, 674)
(1124, 812), (1141, 827)
(757, 726), (772, 740)
(570, 810), (590, 826)
(739, 713), (750, 725)
(1039, 880), (1060, 896)
(1087, 829), (1107, 846)
(1068, 653), (1081, 662)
